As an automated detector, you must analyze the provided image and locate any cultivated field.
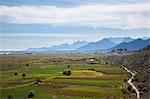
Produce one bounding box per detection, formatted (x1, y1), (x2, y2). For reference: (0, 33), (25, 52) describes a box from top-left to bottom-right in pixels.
(0, 53), (136, 99)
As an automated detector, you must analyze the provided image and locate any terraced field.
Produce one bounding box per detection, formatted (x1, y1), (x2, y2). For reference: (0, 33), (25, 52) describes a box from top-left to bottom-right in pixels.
(0, 62), (133, 99)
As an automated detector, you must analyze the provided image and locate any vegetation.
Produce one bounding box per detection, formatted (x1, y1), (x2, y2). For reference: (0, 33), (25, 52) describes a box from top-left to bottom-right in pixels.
(26, 90), (35, 98)
(7, 95), (15, 99)
(14, 72), (18, 76)
(106, 46), (150, 98)
(0, 52), (138, 98)
(22, 73), (26, 77)
(63, 70), (72, 76)
(64, 86), (122, 94)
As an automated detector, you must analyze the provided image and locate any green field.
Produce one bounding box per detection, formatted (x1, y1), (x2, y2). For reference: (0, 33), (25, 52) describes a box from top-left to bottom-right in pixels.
(0, 54), (132, 99)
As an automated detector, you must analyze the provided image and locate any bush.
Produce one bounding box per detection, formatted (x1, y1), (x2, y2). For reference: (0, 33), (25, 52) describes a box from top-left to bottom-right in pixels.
(26, 64), (29, 67)
(131, 89), (136, 93)
(27, 90), (35, 98)
(22, 73), (26, 77)
(127, 85), (132, 91)
(14, 72), (18, 76)
(7, 95), (15, 99)
(88, 68), (95, 70)
(68, 65), (70, 68)
(63, 70), (71, 76)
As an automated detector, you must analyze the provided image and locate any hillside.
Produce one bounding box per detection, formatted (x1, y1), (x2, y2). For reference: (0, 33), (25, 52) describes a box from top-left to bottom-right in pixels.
(109, 39), (150, 51)
(26, 37), (150, 51)
(106, 47), (150, 98)
(108, 37), (134, 44)
(78, 38), (116, 51)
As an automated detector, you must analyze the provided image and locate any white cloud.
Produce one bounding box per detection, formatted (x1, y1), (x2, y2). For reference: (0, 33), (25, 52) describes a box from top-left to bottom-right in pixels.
(0, 3), (150, 29)
(1, 33), (86, 38)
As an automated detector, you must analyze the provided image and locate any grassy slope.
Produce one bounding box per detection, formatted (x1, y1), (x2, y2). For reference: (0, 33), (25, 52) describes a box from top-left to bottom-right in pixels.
(64, 86), (122, 94)
(0, 54), (129, 98)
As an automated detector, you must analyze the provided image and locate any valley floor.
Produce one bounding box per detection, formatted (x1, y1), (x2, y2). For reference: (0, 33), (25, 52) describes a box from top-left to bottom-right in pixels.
(0, 64), (136, 99)
(0, 54), (138, 99)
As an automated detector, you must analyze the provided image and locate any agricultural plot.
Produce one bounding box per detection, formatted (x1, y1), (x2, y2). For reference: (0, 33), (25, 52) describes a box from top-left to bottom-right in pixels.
(0, 54), (134, 99)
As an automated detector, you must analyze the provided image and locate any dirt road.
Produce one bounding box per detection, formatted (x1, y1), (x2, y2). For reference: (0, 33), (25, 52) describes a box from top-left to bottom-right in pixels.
(123, 66), (140, 98)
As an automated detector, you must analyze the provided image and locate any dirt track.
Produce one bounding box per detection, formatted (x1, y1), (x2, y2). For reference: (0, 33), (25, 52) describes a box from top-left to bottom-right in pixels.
(123, 66), (140, 98)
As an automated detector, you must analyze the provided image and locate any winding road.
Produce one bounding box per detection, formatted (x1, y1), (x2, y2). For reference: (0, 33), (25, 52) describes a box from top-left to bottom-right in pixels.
(123, 66), (140, 98)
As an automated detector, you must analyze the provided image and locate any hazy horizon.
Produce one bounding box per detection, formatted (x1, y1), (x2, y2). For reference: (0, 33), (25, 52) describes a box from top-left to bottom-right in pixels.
(0, 36), (149, 51)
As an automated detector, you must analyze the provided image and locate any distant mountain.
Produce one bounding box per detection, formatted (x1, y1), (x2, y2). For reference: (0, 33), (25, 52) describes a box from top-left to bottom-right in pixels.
(27, 37), (150, 51)
(109, 39), (150, 51)
(27, 41), (89, 51)
(27, 47), (56, 51)
(108, 37), (134, 44)
(77, 38), (116, 51)
(51, 41), (89, 50)
(142, 37), (150, 40)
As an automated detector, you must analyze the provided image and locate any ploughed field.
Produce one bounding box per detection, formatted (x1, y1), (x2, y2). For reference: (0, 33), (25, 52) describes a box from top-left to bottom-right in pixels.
(0, 54), (133, 99)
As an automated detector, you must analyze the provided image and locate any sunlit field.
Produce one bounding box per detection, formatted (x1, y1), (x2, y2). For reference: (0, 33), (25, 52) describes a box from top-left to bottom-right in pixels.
(0, 53), (137, 99)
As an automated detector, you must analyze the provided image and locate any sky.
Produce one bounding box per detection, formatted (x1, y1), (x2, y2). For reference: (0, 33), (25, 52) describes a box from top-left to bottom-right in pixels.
(0, 0), (150, 51)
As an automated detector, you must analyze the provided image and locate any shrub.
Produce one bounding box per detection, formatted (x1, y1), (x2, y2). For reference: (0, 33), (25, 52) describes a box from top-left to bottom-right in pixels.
(26, 64), (29, 67)
(131, 89), (136, 93)
(63, 70), (71, 76)
(68, 65), (70, 68)
(88, 68), (95, 70)
(127, 85), (132, 91)
(27, 90), (35, 98)
(7, 95), (15, 99)
(14, 72), (18, 76)
(22, 73), (26, 77)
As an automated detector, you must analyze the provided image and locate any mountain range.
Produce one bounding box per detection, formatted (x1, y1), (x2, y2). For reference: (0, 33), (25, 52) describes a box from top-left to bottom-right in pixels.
(78, 37), (134, 51)
(109, 38), (150, 51)
(108, 37), (134, 44)
(27, 41), (88, 51)
(77, 38), (116, 51)
(26, 37), (150, 52)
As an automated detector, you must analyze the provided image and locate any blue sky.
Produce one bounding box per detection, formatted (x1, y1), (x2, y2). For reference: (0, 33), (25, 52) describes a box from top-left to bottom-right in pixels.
(0, 0), (150, 50)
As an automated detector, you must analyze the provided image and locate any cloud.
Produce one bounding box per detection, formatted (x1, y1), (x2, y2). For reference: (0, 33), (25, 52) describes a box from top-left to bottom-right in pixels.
(1, 0), (149, 6)
(0, 3), (150, 29)
(1, 33), (86, 38)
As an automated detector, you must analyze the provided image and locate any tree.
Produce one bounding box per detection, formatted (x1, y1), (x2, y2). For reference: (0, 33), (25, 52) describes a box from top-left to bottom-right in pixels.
(67, 65), (70, 68)
(63, 70), (71, 76)
(22, 73), (26, 77)
(7, 95), (15, 99)
(127, 85), (132, 91)
(14, 72), (18, 76)
(27, 90), (35, 98)
(26, 64), (29, 67)
(88, 68), (95, 70)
